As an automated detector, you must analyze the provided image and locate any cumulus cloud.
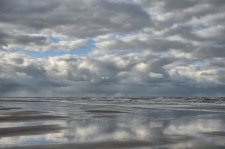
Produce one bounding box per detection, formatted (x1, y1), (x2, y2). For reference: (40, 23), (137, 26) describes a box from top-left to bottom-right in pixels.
(0, 0), (225, 96)
(0, 0), (150, 51)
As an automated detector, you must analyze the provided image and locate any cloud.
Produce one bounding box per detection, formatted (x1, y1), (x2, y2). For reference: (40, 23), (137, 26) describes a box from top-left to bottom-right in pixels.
(1, 1), (149, 34)
(0, 0), (225, 96)
(1, 51), (225, 96)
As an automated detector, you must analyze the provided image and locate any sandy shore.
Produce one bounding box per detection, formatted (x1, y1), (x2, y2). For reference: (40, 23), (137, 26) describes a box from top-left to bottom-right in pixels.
(0, 97), (225, 149)
(2, 139), (198, 149)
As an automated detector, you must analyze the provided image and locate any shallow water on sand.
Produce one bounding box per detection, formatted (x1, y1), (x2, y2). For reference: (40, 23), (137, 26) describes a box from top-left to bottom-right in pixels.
(0, 97), (225, 149)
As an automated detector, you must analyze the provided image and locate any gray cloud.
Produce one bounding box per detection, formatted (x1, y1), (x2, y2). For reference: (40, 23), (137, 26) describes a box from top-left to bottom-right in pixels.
(0, 0), (225, 96)
(0, 0), (151, 51)
(0, 0), (150, 35)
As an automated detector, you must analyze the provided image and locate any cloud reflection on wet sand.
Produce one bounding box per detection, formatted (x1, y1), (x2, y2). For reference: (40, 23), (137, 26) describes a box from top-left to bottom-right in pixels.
(0, 98), (225, 149)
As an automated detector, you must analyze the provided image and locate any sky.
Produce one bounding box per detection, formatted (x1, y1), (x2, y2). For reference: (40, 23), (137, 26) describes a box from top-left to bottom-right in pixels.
(0, 0), (225, 97)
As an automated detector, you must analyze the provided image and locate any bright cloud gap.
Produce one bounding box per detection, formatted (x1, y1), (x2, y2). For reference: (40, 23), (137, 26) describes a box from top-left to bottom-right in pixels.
(10, 39), (96, 58)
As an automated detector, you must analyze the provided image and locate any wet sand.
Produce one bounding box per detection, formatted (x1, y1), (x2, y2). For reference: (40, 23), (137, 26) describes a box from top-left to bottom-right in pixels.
(3, 138), (196, 149)
(0, 97), (225, 149)
(0, 125), (63, 137)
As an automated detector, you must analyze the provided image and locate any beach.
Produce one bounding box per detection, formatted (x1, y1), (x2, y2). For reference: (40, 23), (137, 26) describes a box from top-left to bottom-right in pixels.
(0, 97), (225, 149)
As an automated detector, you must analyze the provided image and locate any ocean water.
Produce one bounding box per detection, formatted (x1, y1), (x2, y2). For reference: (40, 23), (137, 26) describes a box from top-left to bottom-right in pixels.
(0, 97), (225, 149)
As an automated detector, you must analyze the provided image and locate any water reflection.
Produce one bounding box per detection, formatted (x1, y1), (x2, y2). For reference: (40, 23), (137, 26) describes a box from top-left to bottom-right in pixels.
(0, 98), (225, 149)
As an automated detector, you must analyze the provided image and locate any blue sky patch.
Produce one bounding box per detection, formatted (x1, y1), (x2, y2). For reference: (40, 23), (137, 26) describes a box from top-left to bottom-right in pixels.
(49, 36), (61, 43)
(12, 39), (95, 58)
(191, 60), (210, 67)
